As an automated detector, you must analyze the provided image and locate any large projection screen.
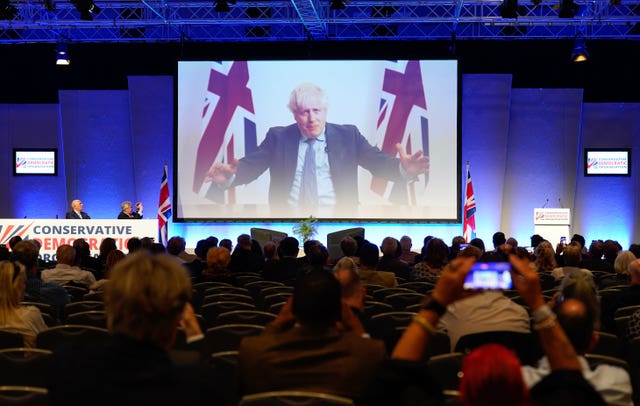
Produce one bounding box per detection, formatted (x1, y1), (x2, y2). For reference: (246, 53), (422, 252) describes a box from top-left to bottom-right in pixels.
(176, 60), (460, 222)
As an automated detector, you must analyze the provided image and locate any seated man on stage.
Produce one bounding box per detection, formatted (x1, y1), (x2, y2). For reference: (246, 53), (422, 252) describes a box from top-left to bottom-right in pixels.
(117, 201), (143, 219)
(65, 199), (91, 219)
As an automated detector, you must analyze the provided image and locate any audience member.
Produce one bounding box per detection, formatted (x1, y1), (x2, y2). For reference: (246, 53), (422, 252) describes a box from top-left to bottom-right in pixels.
(334, 257), (366, 318)
(581, 240), (614, 273)
(73, 238), (103, 277)
(194, 237), (218, 262)
(149, 243), (167, 255)
(600, 259), (640, 333)
(359, 242), (397, 288)
(48, 253), (219, 405)
(167, 236), (198, 264)
(571, 234), (586, 253)
(41, 244), (97, 288)
(0, 260), (47, 347)
(90, 250), (125, 295)
(629, 244), (640, 260)
(412, 238), (449, 282)
(126, 237), (143, 254)
(377, 237), (410, 280)
(98, 238), (118, 269)
(534, 241), (557, 273)
(448, 235), (466, 260)
(469, 237), (486, 255)
(603, 240), (621, 266)
(459, 344), (530, 406)
(238, 270), (386, 400)
(202, 247), (236, 285)
(229, 234), (264, 274)
(399, 235), (418, 265)
(339, 235), (361, 266)
(492, 231), (507, 250)
(117, 200), (143, 219)
(506, 237), (518, 248)
(263, 237), (303, 283)
(614, 250), (637, 278)
(550, 243), (593, 281)
(219, 239), (233, 252)
(8, 236), (23, 251)
(65, 199), (90, 219)
(0, 245), (9, 261)
(140, 237), (154, 251)
(530, 234), (544, 250)
(11, 240), (69, 322)
(522, 298), (632, 405)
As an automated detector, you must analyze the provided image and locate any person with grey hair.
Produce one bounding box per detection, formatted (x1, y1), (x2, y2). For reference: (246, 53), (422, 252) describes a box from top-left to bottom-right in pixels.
(551, 243), (592, 281)
(601, 258), (640, 333)
(117, 200), (143, 219)
(377, 236), (410, 280)
(203, 83), (429, 207)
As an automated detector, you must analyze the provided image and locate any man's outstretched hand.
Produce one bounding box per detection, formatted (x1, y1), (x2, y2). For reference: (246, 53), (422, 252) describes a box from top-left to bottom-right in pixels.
(204, 160), (238, 184)
(396, 143), (429, 178)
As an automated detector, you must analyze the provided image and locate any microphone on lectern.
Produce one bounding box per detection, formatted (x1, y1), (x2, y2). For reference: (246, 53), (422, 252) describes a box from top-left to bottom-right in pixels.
(542, 198), (549, 208)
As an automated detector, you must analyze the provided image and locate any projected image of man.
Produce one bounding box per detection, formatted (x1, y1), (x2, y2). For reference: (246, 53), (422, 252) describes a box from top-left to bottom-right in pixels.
(204, 83), (429, 207)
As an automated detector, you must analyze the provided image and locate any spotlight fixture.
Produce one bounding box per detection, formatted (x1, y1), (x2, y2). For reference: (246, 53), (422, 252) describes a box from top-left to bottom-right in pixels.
(329, 0), (347, 10)
(71, 0), (101, 21)
(0, 0), (18, 20)
(558, 0), (578, 18)
(571, 37), (589, 62)
(56, 43), (70, 66)
(214, 0), (236, 12)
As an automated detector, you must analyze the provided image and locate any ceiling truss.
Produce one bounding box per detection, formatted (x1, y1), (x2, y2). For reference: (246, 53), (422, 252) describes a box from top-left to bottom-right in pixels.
(1, 0), (639, 43)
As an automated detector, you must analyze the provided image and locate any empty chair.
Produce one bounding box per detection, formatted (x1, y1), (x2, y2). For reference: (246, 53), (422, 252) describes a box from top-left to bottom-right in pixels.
(64, 301), (104, 321)
(244, 281), (285, 299)
(65, 311), (107, 328)
(193, 282), (233, 299)
(211, 351), (240, 406)
(363, 284), (385, 297)
(366, 311), (416, 354)
(398, 281), (434, 294)
(200, 301), (256, 328)
(0, 330), (23, 349)
(384, 292), (424, 310)
(205, 323), (264, 353)
(0, 348), (53, 387)
(0, 386), (48, 406)
(203, 293), (255, 306)
(257, 286), (294, 308)
(262, 293), (292, 312)
(372, 287), (415, 302)
(363, 301), (394, 319)
(216, 310), (276, 327)
(426, 352), (465, 391)
(615, 305), (640, 319)
(236, 275), (264, 287)
(239, 391), (354, 406)
(35, 325), (110, 352)
(204, 286), (251, 297)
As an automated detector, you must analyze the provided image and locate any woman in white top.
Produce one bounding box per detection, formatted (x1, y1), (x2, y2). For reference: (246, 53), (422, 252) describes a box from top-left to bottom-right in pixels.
(0, 260), (47, 347)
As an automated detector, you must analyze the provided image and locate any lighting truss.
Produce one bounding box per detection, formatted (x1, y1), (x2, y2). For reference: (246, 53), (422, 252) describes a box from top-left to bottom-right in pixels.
(0, 0), (639, 43)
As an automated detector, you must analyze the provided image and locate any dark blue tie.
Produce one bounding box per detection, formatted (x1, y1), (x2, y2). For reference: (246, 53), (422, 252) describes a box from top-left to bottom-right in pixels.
(300, 138), (317, 206)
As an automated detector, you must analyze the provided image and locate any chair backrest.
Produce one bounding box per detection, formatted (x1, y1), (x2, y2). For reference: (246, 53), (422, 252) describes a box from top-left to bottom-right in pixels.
(63, 285), (89, 302)
(426, 353), (466, 391)
(397, 281), (435, 294)
(591, 331), (624, 358)
(65, 311), (108, 328)
(363, 284), (386, 297)
(211, 351), (241, 406)
(372, 288), (415, 302)
(363, 301), (394, 319)
(366, 311), (416, 354)
(20, 302), (54, 318)
(35, 325), (110, 352)
(200, 301), (257, 328)
(0, 348), (53, 387)
(614, 316), (632, 340)
(584, 353), (631, 374)
(0, 386), (48, 406)
(205, 323), (264, 353)
(454, 331), (541, 366)
(383, 292), (424, 310)
(0, 330), (24, 349)
(615, 305), (640, 319)
(204, 286), (251, 297)
(64, 301), (104, 319)
(240, 390), (355, 406)
(262, 293), (292, 312)
(236, 275), (265, 287)
(203, 293), (255, 306)
(268, 302), (286, 315)
(244, 281), (285, 298)
(82, 292), (104, 302)
(216, 310), (276, 326)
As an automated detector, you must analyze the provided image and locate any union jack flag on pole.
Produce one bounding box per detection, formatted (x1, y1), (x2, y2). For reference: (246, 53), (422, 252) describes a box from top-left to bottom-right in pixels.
(463, 161), (476, 243)
(158, 164), (171, 246)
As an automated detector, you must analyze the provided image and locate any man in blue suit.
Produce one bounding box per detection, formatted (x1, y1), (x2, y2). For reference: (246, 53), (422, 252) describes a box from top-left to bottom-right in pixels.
(205, 83), (429, 207)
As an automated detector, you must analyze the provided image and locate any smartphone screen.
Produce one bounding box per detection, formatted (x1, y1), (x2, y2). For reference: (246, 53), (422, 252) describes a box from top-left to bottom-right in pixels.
(463, 262), (513, 290)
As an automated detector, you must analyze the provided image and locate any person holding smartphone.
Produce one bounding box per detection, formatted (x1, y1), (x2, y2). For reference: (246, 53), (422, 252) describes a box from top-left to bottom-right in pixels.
(117, 200), (143, 219)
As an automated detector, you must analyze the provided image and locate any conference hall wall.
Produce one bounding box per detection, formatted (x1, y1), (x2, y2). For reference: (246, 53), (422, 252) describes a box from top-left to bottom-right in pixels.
(2, 72), (638, 249)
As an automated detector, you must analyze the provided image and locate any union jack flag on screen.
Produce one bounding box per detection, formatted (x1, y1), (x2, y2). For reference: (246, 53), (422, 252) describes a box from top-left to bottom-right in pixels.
(158, 164), (171, 246)
(371, 60), (429, 204)
(191, 61), (257, 203)
(463, 162), (476, 243)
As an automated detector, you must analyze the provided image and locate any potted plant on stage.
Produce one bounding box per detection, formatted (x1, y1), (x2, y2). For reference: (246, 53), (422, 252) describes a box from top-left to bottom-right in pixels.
(293, 215), (318, 243)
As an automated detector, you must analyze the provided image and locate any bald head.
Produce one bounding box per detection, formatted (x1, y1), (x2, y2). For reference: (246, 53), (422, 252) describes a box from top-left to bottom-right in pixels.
(556, 298), (596, 355)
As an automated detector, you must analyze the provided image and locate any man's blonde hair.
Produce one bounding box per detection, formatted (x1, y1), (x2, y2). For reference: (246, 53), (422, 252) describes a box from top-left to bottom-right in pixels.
(105, 253), (191, 348)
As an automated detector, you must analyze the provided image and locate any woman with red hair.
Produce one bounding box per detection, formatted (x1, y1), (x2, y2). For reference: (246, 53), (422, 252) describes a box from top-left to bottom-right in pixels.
(459, 344), (530, 406)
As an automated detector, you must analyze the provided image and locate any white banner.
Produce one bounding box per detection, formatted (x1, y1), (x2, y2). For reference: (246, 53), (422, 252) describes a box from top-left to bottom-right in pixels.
(533, 208), (571, 225)
(0, 219), (156, 261)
